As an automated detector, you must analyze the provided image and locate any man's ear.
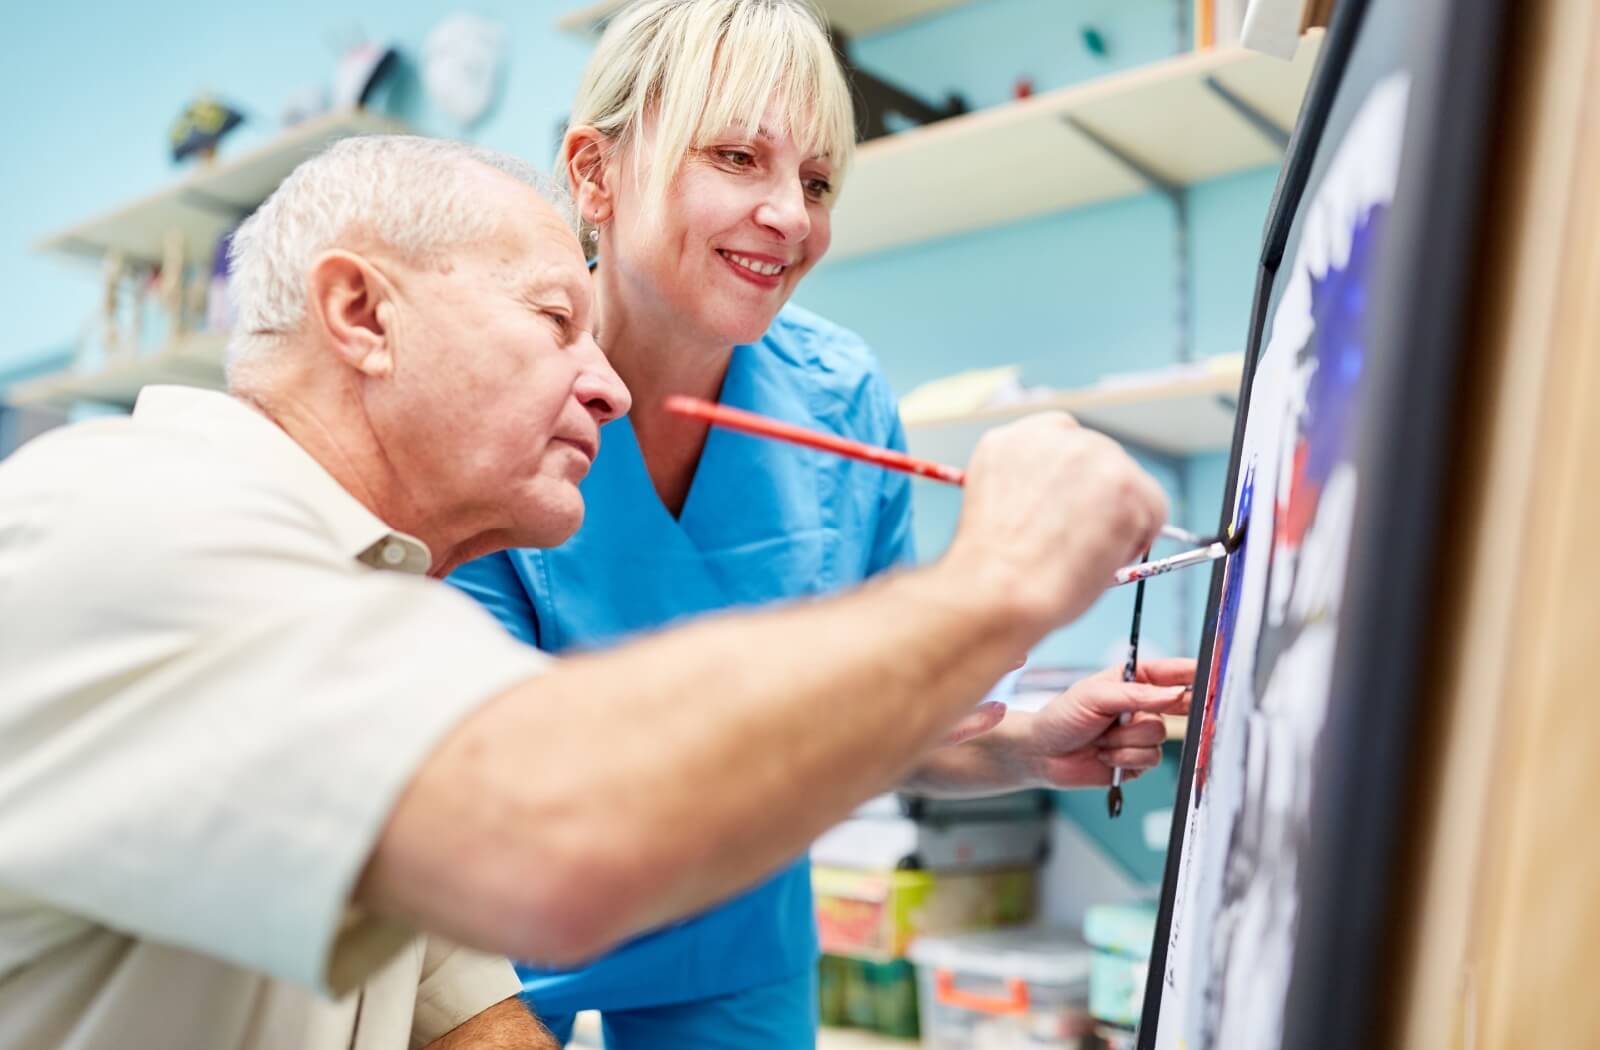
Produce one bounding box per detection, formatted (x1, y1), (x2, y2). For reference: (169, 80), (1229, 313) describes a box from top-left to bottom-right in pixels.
(562, 125), (615, 225)
(306, 250), (396, 378)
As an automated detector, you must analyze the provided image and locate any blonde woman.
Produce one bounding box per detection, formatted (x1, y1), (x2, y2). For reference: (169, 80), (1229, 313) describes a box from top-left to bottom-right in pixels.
(450, 1), (1193, 1044)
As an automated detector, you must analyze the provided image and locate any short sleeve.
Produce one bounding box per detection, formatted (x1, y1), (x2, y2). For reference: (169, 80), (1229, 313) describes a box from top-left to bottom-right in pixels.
(448, 551), (540, 646)
(0, 456), (549, 996)
(409, 938), (523, 1048)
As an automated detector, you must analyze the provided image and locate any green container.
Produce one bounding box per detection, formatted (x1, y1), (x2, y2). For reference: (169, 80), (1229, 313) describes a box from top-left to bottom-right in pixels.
(865, 958), (920, 1038)
(818, 954), (848, 1026)
(819, 954), (920, 1040)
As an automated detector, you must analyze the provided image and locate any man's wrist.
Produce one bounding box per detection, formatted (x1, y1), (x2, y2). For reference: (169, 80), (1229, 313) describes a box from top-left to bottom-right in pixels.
(924, 545), (1054, 647)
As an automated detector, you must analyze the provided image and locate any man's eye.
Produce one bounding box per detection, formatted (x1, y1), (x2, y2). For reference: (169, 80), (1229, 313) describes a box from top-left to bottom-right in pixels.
(543, 311), (570, 331)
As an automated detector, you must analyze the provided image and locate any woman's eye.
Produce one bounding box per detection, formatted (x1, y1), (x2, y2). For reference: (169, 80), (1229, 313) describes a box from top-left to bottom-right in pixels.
(804, 178), (833, 201)
(718, 148), (756, 168)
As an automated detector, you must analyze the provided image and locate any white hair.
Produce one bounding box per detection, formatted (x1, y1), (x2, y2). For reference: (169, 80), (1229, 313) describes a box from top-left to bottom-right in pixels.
(568, 0), (856, 241)
(225, 135), (574, 387)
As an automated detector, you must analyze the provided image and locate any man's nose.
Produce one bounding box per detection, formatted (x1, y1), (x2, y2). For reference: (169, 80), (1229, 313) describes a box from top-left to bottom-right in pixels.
(574, 334), (631, 423)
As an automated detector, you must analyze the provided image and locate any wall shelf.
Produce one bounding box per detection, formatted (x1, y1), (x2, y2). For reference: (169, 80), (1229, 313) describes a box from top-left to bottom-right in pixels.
(556, 0), (973, 38)
(828, 33), (1322, 261)
(903, 356), (1243, 464)
(5, 332), (226, 409)
(36, 109), (410, 268)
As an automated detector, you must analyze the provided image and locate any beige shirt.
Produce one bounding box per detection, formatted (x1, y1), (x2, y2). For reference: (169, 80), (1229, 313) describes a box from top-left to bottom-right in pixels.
(0, 387), (549, 1049)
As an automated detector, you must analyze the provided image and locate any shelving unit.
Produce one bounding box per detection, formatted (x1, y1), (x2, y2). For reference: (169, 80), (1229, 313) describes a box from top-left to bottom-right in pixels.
(36, 108), (408, 268)
(829, 32), (1322, 260)
(556, 0), (972, 38)
(5, 332), (227, 409)
(8, 109), (410, 409)
(903, 356), (1243, 465)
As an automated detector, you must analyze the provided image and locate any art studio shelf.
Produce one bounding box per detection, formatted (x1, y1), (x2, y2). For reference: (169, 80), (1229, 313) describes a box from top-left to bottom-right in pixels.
(903, 356), (1243, 464)
(829, 32), (1323, 260)
(556, 0), (972, 37)
(35, 109), (410, 268)
(5, 333), (227, 409)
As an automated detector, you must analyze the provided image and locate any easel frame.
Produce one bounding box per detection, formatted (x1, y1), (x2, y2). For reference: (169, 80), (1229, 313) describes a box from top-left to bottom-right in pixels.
(1136, 0), (1515, 1045)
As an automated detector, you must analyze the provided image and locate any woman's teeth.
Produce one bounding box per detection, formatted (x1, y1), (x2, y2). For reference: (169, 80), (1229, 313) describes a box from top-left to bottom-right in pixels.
(719, 250), (786, 277)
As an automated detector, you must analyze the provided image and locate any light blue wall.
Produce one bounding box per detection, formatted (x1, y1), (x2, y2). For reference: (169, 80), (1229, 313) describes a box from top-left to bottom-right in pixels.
(1, 1), (591, 381)
(4, 0), (1271, 663)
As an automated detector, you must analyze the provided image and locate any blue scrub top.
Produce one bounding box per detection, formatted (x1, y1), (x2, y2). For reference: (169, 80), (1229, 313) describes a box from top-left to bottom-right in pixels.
(449, 303), (914, 1014)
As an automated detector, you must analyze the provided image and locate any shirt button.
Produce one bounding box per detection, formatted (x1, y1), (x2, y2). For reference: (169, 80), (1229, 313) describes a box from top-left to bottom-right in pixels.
(381, 541), (407, 566)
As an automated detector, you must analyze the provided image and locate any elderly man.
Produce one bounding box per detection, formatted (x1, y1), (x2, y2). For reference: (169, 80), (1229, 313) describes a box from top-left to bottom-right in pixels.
(0, 136), (1181, 1049)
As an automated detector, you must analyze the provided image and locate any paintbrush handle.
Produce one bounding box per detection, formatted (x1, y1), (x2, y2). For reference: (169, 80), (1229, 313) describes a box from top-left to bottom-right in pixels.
(1113, 541), (1228, 587)
(664, 395), (967, 484)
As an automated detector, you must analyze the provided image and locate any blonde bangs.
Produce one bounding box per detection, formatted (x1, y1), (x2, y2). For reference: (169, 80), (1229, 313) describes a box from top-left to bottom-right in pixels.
(576, 0), (858, 223)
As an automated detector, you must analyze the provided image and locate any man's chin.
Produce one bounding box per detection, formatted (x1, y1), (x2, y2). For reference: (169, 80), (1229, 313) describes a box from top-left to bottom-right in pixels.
(518, 496), (584, 549)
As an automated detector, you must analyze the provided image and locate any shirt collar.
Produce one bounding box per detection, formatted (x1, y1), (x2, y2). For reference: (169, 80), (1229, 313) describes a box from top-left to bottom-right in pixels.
(131, 386), (433, 575)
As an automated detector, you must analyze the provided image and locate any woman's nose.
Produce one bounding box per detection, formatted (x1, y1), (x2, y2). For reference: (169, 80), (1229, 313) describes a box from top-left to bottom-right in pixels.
(754, 178), (812, 243)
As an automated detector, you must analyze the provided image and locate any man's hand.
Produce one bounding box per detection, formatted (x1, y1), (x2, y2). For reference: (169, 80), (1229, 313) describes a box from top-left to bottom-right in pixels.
(945, 413), (1168, 634)
(1020, 657), (1195, 788)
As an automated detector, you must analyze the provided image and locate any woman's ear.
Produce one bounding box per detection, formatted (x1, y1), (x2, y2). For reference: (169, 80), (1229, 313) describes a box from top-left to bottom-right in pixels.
(563, 125), (614, 225)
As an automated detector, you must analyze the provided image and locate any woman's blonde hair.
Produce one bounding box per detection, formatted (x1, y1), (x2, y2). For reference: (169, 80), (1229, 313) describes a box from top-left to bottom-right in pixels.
(566, 0), (856, 236)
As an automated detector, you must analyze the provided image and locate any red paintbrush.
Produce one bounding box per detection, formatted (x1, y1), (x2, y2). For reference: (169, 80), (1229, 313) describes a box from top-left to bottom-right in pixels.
(662, 395), (1245, 585)
(664, 395), (967, 485)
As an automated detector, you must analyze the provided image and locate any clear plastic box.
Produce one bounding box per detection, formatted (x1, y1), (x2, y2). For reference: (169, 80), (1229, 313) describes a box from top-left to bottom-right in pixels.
(908, 927), (1099, 1049)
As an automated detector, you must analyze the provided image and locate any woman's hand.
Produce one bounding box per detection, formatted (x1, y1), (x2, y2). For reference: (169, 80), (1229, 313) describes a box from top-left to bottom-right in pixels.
(1020, 657), (1195, 787)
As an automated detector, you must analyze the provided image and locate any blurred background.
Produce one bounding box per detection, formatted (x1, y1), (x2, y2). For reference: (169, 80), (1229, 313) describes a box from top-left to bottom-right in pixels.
(0, 3), (1323, 1046)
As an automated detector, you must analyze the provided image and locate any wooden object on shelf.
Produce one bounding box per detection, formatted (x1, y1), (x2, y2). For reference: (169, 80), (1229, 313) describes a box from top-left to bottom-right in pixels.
(18, 110), (409, 410)
(903, 357), (1243, 466)
(1390, 0), (1600, 1044)
(556, 0), (971, 38)
(827, 33), (1321, 261)
(5, 332), (227, 409)
(35, 109), (408, 268)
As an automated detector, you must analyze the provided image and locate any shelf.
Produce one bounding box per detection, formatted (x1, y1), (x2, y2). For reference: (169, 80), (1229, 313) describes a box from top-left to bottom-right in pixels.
(828, 32), (1322, 261)
(4, 332), (227, 409)
(556, 0), (972, 38)
(904, 357), (1243, 464)
(36, 109), (410, 268)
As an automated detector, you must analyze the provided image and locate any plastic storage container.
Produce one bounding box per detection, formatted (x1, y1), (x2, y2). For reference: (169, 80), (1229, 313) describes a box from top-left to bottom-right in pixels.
(813, 866), (1036, 962)
(909, 927), (1098, 1049)
(812, 814), (1050, 872)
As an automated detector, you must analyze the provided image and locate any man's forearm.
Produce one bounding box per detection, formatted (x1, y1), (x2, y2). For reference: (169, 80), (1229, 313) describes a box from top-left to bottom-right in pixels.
(422, 997), (558, 1050)
(369, 555), (1046, 964)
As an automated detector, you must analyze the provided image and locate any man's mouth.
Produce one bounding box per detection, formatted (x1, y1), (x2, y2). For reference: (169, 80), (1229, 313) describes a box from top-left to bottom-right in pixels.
(558, 436), (597, 462)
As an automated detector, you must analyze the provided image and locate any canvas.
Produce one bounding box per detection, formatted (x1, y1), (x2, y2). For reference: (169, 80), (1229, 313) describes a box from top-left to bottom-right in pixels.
(1150, 73), (1409, 1050)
